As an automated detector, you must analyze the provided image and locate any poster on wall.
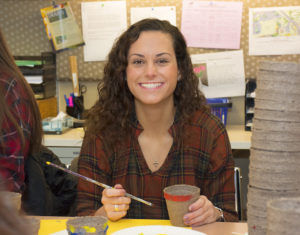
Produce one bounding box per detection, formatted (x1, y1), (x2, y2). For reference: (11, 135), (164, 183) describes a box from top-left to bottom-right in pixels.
(130, 6), (177, 26)
(181, 0), (243, 49)
(40, 2), (85, 52)
(191, 50), (245, 98)
(81, 1), (127, 61)
(249, 6), (300, 55)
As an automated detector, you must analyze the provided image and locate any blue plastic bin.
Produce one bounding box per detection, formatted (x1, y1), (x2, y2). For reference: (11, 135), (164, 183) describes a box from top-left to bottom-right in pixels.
(206, 98), (230, 126)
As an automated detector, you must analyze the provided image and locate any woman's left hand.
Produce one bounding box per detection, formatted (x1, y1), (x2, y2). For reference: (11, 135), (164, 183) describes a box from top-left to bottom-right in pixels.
(183, 195), (221, 227)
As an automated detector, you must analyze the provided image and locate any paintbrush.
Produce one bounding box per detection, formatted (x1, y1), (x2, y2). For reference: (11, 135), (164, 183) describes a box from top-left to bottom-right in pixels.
(46, 161), (153, 207)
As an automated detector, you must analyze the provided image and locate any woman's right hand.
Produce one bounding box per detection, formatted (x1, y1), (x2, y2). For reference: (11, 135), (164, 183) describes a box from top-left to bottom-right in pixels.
(100, 184), (131, 221)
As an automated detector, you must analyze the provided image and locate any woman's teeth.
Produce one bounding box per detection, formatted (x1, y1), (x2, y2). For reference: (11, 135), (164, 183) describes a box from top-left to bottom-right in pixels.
(140, 83), (162, 88)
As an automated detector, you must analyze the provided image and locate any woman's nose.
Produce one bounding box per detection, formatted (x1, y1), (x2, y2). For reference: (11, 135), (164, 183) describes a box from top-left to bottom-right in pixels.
(145, 62), (157, 78)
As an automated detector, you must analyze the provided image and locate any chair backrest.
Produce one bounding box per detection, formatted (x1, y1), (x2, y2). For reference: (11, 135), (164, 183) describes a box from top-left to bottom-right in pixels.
(234, 167), (242, 220)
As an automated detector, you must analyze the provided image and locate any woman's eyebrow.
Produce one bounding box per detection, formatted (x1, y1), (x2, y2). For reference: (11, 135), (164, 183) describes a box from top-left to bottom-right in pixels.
(128, 52), (172, 58)
(128, 53), (144, 59)
(156, 52), (172, 57)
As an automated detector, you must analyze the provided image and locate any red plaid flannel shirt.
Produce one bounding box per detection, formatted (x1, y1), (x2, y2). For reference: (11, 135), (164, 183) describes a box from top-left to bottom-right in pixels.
(77, 108), (238, 221)
(0, 72), (32, 192)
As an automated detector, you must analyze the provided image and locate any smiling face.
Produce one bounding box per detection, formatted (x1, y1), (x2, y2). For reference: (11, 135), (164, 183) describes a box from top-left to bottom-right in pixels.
(126, 31), (179, 108)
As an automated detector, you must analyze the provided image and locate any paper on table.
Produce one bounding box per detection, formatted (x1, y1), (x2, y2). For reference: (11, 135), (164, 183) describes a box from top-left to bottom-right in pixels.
(249, 6), (300, 55)
(130, 6), (177, 26)
(110, 225), (202, 235)
(191, 50), (245, 98)
(181, 0), (243, 49)
(107, 219), (179, 235)
(81, 1), (127, 61)
(50, 230), (67, 235)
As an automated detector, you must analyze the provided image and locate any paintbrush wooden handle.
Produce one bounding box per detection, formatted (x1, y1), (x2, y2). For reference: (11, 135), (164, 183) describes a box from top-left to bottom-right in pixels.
(46, 161), (153, 206)
(69, 56), (80, 96)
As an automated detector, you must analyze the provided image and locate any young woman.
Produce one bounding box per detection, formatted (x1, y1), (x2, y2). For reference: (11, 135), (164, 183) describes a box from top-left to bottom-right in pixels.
(0, 28), (77, 216)
(0, 28), (42, 193)
(77, 19), (238, 226)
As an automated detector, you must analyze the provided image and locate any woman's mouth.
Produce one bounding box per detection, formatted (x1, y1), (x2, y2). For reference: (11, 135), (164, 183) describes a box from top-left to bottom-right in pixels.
(139, 82), (163, 88)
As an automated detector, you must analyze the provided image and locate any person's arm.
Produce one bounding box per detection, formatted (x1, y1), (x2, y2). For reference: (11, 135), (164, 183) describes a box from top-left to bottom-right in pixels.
(0, 190), (31, 235)
(183, 124), (238, 226)
(0, 79), (32, 193)
(76, 135), (130, 220)
(203, 126), (238, 221)
(209, 129), (238, 221)
(76, 134), (109, 216)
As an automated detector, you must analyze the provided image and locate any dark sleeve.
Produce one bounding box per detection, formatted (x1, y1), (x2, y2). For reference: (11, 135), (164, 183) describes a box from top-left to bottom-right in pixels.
(22, 146), (77, 216)
(21, 154), (54, 215)
(40, 146), (77, 216)
(205, 123), (239, 222)
(0, 77), (32, 193)
(76, 134), (112, 216)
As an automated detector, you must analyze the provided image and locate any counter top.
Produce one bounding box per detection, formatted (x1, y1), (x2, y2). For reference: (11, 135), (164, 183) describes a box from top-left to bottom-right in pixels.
(43, 128), (84, 147)
(227, 125), (252, 149)
(43, 125), (252, 149)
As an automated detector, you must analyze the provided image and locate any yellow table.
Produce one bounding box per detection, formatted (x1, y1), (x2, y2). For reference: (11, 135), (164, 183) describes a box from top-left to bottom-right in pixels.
(39, 218), (173, 235)
(38, 217), (247, 235)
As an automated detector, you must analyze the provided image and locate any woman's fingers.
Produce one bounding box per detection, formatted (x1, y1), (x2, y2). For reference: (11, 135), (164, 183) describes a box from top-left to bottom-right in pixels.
(187, 210), (212, 227)
(101, 191), (131, 205)
(101, 184), (131, 221)
(103, 185), (126, 198)
(104, 203), (130, 221)
(111, 203), (130, 212)
(114, 184), (124, 189)
(103, 201), (130, 212)
(183, 195), (216, 226)
(105, 210), (127, 221)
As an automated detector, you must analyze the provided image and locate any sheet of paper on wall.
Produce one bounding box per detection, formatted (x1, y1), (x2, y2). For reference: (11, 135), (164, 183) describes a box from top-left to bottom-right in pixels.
(181, 0), (243, 49)
(24, 75), (43, 84)
(81, 1), (127, 61)
(40, 2), (85, 52)
(249, 6), (300, 55)
(130, 6), (177, 26)
(191, 50), (245, 99)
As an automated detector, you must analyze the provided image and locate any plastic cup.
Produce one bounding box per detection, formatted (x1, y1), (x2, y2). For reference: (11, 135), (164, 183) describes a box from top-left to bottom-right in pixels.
(66, 216), (108, 235)
(164, 184), (200, 227)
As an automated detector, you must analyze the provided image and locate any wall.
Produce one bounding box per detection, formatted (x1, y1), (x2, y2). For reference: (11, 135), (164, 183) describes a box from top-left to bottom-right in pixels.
(1, 0), (300, 124)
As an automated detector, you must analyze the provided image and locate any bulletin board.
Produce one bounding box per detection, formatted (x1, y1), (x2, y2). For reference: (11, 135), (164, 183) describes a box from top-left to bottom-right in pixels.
(0, 0), (299, 81)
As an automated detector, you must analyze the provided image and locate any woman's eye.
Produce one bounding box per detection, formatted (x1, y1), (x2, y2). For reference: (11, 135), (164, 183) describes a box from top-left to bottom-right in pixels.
(157, 59), (169, 64)
(132, 59), (144, 65)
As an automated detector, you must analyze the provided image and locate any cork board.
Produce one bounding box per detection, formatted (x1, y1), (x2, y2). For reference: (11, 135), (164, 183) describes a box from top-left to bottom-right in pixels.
(0, 0), (299, 81)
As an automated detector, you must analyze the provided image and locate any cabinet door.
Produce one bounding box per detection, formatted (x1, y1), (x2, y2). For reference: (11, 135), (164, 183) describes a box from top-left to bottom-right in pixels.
(47, 147), (81, 165)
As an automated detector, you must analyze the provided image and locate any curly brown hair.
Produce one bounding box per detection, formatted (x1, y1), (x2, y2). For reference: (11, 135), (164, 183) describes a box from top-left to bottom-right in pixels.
(85, 18), (208, 146)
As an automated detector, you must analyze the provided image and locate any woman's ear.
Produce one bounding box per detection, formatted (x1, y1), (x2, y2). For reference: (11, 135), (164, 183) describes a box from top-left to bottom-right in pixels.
(177, 72), (181, 81)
